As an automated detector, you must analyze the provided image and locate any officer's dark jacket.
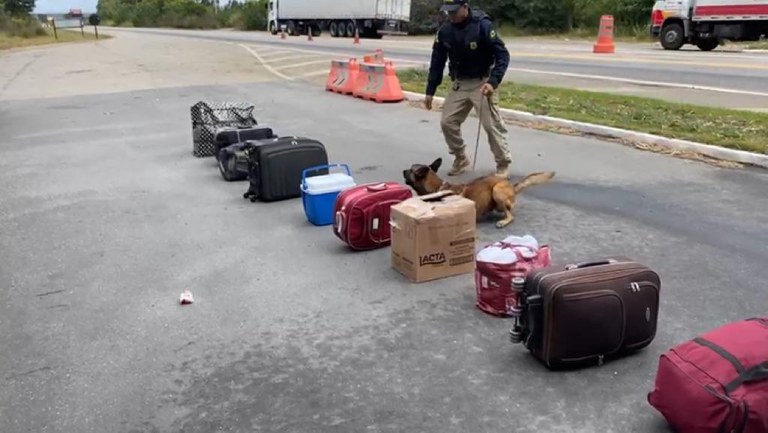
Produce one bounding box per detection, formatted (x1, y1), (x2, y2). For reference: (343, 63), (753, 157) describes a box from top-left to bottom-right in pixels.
(426, 8), (510, 96)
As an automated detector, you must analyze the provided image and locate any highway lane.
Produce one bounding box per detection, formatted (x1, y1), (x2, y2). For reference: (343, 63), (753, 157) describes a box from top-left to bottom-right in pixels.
(1, 29), (768, 433)
(100, 26), (768, 109)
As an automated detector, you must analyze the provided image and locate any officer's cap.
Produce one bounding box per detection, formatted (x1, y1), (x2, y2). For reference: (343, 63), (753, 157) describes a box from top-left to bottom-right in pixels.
(440, 0), (468, 13)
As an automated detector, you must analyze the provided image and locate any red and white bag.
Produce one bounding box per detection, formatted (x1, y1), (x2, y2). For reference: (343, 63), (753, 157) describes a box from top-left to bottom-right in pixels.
(474, 235), (551, 317)
(647, 317), (768, 433)
(333, 182), (412, 251)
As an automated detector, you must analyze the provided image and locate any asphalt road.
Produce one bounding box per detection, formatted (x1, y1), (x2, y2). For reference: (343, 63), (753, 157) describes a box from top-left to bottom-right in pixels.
(1, 30), (768, 433)
(102, 26), (768, 111)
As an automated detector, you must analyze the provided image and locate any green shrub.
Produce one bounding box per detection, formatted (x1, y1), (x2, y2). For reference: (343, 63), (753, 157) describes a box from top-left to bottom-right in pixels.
(0, 12), (48, 38)
(230, 0), (268, 31)
(97, 0), (220, 29)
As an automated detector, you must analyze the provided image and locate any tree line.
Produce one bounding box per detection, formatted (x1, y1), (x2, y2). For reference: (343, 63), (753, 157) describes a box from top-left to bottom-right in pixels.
(2, 0), (48, 38)
(96, 0), (268, 30)
(411, 0), (654, 36)
(95, 0), (653, 36)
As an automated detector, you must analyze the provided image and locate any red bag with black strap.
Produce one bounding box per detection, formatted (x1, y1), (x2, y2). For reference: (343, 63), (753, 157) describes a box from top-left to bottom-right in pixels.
(647, 317), (768, 433)
(333, 182), (412, 251)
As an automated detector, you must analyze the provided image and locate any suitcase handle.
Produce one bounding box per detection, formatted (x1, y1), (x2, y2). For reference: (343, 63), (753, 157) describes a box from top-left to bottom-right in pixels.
(366, 182), (388, 192)
(301, 164), (352, 188)
(565, 259), (618, 270)
(521, 294), (543, 349)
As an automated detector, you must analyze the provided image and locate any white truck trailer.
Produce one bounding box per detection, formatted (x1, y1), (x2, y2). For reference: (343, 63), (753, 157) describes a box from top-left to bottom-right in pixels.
(650, 0), (768, 50)
(267, 0), (412, 39)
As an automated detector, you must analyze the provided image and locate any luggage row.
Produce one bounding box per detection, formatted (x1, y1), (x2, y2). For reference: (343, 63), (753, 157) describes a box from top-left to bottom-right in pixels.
(189, 101), (768, 432)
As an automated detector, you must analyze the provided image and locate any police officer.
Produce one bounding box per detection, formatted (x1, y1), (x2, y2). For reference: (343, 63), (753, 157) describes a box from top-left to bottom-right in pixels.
(425, 0), (511, 177)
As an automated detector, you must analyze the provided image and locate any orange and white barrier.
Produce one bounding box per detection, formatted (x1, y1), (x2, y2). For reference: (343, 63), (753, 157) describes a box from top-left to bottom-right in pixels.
(593, 15), (615, 54)
(363, 49), (385, 64)
(324, 49), (403, 104)
(352, 61), (403, 103)
(325, 58), (359, 95)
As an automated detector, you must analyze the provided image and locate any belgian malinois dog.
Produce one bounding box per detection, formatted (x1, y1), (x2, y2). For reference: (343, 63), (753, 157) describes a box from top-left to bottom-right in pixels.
(402, 158), (555, 228)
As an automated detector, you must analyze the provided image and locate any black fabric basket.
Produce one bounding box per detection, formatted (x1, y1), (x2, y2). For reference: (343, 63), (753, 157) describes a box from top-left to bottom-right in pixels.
(190, 101), (258, 158)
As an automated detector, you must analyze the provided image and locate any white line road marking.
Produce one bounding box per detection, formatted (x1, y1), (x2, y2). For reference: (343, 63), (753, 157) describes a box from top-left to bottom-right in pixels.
(238, 41), (763, 98)
(254, 46), (287, 54)
(265, 54), (312, 63)
(238, 44), (294, 81)
(247, 43), (426, 65)
(256, 50), (294, 58)
(275, 60), (330, 70)
(505, 67), (768, 97)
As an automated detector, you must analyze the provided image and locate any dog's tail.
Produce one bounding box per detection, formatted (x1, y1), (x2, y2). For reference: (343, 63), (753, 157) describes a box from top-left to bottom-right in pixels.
(513, 171), (555, 193)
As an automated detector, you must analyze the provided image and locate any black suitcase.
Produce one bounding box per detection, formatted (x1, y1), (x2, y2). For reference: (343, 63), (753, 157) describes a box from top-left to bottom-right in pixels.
(214, 126), (276, 161)
(513, 257), (661, 370)
(242, 136), (329, 202)
(218, 142), (252, 182)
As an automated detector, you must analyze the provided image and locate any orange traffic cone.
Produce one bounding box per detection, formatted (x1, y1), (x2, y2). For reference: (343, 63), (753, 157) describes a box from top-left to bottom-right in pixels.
(307, 30), (313, 41)
(280, 26), (286, 40)
(593, 15), (615, 54)
(353, 27), (360, 45)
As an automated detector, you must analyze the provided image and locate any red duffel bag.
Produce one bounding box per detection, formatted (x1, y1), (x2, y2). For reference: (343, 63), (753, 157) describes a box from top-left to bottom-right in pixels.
(333, 182), (412, 251)
(647, 317), (768, 433)
(474, 235), (551, 317)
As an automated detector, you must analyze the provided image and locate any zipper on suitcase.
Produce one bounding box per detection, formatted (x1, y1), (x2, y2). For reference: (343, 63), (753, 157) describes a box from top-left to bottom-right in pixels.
(544, 287), (627, 368)
(533, 264), (651, 297)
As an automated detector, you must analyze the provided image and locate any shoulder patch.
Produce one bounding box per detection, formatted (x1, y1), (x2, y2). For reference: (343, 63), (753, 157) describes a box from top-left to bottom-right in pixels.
(490, 29), (497, 39)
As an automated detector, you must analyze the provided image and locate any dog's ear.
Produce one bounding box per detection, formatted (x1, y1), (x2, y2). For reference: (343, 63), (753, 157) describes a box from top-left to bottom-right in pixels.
(429, 158), (442, 173)
(414, 165), (430, 178)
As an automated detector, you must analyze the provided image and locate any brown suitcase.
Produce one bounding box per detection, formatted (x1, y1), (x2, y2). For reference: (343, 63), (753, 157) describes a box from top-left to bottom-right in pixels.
(515, 257), (661, 369)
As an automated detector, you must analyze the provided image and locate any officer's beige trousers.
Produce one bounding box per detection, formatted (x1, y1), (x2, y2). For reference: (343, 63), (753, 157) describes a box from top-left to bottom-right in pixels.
(440, 77), (511, 165)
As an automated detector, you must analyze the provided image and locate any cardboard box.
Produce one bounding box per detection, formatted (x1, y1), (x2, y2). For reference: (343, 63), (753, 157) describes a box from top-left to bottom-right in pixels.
(390, 191), (477, 283)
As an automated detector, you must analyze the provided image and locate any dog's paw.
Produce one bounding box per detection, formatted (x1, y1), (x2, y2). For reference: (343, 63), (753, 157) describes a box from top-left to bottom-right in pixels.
(496, 220), (512, 229)
(250, 196), (258, 203)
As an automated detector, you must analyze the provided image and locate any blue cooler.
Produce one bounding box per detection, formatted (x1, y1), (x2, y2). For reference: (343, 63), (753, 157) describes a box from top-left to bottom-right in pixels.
(300, 164), (356, 226)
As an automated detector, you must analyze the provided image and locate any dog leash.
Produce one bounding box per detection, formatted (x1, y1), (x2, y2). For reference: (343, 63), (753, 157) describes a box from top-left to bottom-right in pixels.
(472, 92), (491, 171)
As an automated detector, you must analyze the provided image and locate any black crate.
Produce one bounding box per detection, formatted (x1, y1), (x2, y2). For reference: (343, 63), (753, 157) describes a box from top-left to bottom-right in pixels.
(190, 101), (257, 158)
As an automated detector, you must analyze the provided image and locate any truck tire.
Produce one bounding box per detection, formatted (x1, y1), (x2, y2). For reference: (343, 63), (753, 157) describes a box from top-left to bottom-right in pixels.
(696, 38), (719, 51)
(269, 21), (277, 35)
(660, 22), (685, 50)
(346, 21), (356, 38)
(287, 20), (297, 36)
(329, 21), (338, 37)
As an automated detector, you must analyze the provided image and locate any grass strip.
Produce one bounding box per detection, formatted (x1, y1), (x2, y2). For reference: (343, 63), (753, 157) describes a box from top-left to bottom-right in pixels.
(0, 29), (107, 51)
(397, 68), (768, 155)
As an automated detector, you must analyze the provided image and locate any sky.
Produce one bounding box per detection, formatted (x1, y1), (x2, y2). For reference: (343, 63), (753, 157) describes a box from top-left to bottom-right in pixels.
(34, 0), (98, 14)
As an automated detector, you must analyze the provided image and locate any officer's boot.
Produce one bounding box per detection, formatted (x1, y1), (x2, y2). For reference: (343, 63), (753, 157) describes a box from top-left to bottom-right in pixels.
(495, 161), (509, 178)
(448, 153), (471, 176)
